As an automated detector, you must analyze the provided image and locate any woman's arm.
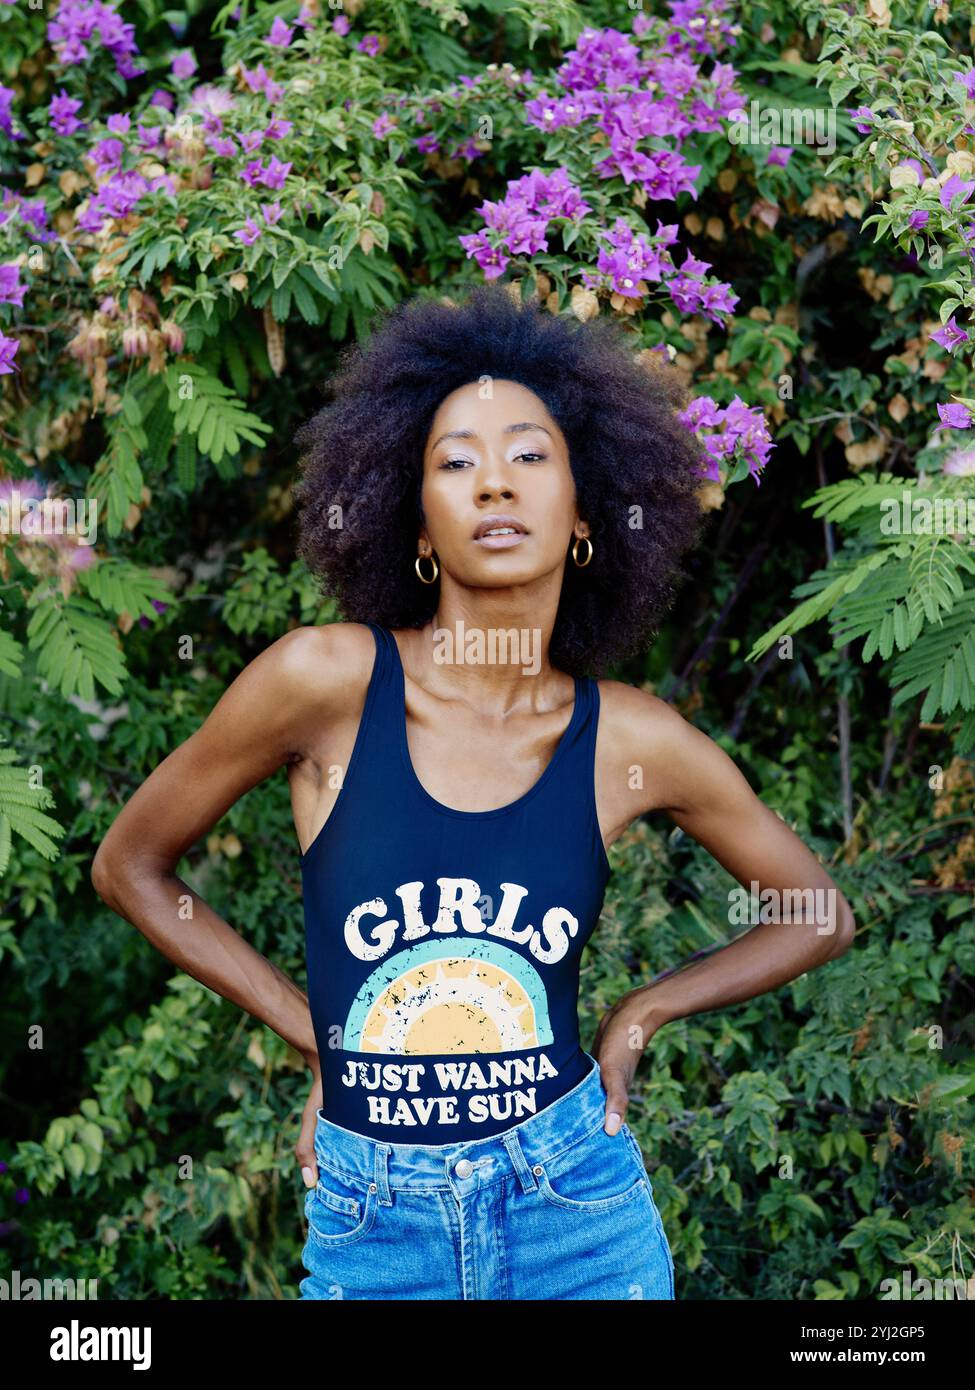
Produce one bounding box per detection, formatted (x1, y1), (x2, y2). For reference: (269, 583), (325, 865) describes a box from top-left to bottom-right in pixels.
(592, 686), (856, 1131)
(90, 622), (363, 1067)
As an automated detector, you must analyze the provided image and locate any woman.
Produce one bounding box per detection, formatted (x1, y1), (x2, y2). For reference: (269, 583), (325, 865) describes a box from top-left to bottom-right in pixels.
(91, 284), (855, 1301)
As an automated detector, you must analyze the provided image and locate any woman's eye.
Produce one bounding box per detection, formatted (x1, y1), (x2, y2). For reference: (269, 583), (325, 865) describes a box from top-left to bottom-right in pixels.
(438, 452), (546, 470)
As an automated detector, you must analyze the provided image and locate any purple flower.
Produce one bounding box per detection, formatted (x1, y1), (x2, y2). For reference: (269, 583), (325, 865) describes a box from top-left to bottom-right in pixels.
(268, 17), (294, 46)
(239, 130), (265, 153)
(930, 316), (970, 353)
(0, 84), (24, 140)
(171, 50), (198, 81)
(264, 117), (293, 140)
(75, 168), (156, 234)
(415, 133), (439, 154)
(138, 599), (169, 630)
(448, 138), (483, 161)
(333, 16), (350, 37)
(241, 62), (271, 94)
(91, 137), (124, 171)
(0, 264), (27, 308)
(240, 159), (266, 187)
(680, 395), (723, 431)
(259, 156), (291, 189)
(940, 174), (975, 210)
(457, 230), (509, 280)
(207, 135), (237, 158)
(5, 193), (55, 241)
(847, 106), (875, 135)
(557, 26), (644, 92)
(49, 89), (85, 136)
(678, 394), (774, 484)
(234, 218), (262, 245)
(767, 146), (792, 168)
(106, 113), (130, 134)
(0, 330), (20, 375)
(524, 90), (603, 131)
(261, 200), (283, 225)
(239, 62), (281, 101)
(596, 218), (669, 294)
(372, 113), (397, 138)
(908, 209), (929, 230)
(937, 402), (973, 429)
(47, 0), (145, 80)
(357, 34), (382, 56)
(149, 89), (175, 111)
(953, 71), (975, 100)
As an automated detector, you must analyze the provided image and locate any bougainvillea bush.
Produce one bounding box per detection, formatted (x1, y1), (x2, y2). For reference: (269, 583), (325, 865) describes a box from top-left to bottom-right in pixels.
(0, 0), (972, 1300)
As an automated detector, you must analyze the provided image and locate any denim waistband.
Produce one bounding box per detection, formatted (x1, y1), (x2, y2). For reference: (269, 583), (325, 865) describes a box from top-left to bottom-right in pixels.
(312, 1051), (609, 1196)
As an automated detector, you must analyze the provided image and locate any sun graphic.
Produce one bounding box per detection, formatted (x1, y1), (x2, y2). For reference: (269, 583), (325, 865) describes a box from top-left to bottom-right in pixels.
(361, 957), (537, 1054)
(344, 940), (553, 1055)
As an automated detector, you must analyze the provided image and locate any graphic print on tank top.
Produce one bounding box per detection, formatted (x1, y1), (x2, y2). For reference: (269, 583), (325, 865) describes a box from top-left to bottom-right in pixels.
(300, 623), (612, 1144)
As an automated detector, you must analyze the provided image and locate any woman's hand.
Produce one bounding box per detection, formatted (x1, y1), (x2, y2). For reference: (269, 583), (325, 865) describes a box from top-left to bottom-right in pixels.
(296, 1059), (324, 1189)
(591, 989), (662, 1135)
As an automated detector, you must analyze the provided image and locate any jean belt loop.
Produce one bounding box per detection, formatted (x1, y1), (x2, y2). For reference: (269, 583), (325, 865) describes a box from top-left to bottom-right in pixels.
(502, 1126), (538, 1195)
(373, 1142), (392, 1205)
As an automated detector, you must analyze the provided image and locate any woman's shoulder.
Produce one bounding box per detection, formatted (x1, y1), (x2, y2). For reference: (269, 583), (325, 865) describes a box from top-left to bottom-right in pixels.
(256, 621), (380, 710)
(594, 677), (702, 763)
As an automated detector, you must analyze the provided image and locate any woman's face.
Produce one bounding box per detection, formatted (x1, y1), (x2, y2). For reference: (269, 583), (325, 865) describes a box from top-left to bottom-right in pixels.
(419, 378), (588, 589)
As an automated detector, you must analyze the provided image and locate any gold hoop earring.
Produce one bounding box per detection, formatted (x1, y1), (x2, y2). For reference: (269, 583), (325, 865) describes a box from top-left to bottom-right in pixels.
(572, 536), (593, 568)
(415, 551), (439, 584)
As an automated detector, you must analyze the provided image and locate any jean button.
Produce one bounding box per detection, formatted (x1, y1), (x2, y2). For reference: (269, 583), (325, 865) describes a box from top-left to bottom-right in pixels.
(454, 1158), (474, 1178)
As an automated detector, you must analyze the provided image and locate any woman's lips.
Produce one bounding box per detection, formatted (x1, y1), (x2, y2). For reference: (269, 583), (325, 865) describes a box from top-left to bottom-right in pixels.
(472, 531), (529, 549)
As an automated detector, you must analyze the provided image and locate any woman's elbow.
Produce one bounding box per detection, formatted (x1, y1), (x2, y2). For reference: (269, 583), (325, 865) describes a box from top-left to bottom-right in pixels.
(825, 895), (856, 959)
(91, 844), (121, 909)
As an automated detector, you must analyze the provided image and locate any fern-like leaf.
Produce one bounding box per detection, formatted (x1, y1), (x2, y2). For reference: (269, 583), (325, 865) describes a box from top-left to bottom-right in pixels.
(165, 362), (271, 468)
(78, 559), (175, 622)
(890, 589), (975, 719)
(0, 628), (25, 678)
(748, 545), (907, 660)
(26, 595), (126, 700)
(0, 742), (66, 873)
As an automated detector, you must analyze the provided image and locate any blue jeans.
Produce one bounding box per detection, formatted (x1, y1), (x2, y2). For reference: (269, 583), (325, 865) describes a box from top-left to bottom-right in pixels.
(298, 1051), (675, 1300)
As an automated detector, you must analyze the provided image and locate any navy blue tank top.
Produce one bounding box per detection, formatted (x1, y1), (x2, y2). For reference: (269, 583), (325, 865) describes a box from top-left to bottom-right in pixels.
(300, 623), (612, 1144)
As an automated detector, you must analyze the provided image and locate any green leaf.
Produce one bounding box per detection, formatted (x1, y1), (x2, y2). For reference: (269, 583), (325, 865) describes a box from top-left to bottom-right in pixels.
(78, 559), (174, 622)
(165, 362), (271, 468)
(0, 738), (66, 873)
(26, 594), (126, 701)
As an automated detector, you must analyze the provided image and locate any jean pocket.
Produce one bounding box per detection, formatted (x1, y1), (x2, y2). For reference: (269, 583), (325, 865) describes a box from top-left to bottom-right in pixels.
(534, 1123), (648, 1213)
(651, 1202), (676, 1295)
(304, 1165), (378, 1248)
(620, 1124), (654, 1191)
